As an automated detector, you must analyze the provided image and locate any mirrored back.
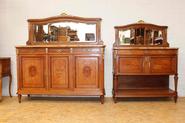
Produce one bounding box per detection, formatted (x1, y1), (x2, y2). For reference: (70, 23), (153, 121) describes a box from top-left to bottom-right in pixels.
(34, 22), (96, 42)
(118, 28), (163, 46)
(114, 21), (168, 47)
(27, 14), (102, 45)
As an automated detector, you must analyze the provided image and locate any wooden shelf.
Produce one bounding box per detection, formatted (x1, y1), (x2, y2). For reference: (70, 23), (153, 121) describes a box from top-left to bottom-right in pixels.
(115, 89), (176, 98)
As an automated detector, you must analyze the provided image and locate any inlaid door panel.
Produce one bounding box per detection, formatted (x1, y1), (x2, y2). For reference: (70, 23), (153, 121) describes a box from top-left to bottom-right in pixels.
(118, 57), (144, 73)
(21, 56), (45, 88)
(49, 56), (69, 89)
(150, 56), (176, 74)
(75, 56), (99, 88)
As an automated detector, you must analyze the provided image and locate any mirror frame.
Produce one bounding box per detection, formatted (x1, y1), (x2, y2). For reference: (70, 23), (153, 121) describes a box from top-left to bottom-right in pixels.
(26, 13), (103, 45)
(114, 21), (169, 47)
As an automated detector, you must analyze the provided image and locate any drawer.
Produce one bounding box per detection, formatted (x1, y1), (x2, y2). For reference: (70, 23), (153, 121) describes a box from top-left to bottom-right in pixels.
(150, 56), (177, 74)
(48, 48), (70, 54)
(73, 48), (102, 53)
(146, 49), (178, 55)
(117, 49), (145, 55)
(116, 49), (178, 56)
(118, 56), (144, 73)
(0, 59), (10, 74)
(17, 48), (46, 54)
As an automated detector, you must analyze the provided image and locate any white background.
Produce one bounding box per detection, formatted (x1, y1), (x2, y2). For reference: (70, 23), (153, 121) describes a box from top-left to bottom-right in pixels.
(0, 0), (185, 97)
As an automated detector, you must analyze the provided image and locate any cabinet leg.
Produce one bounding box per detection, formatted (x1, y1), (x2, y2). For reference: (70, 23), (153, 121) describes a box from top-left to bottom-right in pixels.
(0, 76), (2, 101)
(27, 94), (31, 99)
(100, 95), (104, 104)
(112, 91), (115, 99)
(113, 75), (118, 103)
(112, 90), (116, 103)
(174, 96), (178, 103)
(174, 92), (178, 103)
(18, 94), (22, 103)
(174, 74), (178, 103)
(113, 97), (117, 103)
(9, 74), (12, 97)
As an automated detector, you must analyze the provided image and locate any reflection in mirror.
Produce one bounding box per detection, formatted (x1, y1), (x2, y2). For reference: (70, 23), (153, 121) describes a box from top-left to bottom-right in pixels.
(119, 30), (131, 45)
(153, 30), (163, 45)
(119, 28), (145, 45)
(146, 30), (163, 45)
(34, 22), (96, 42)
(135, 28), (144, 45)
(146, 29), (153, 45)
(119, 28), (163, 45)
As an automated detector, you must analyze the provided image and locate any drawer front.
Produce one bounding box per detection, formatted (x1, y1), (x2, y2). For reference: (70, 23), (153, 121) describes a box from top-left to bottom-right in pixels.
(48, 48), (70, 54)
(0, 59), (10, 74)
(118, 56), (144, 73)
(150, 56), (177, 74)
(116, 49), (177, 55)
(146, 49), (178, 55)
(17, 48), (46, 54)
(73, 48), (102, 53)
(117, 49), (145, 55)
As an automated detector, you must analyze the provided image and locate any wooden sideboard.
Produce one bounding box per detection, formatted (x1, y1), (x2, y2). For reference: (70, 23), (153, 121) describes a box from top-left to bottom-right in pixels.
(0, 57), (12, 101)
(113, 21), (178, 102)
(16, 45), (105, 103)
(16, 14), (105, 103)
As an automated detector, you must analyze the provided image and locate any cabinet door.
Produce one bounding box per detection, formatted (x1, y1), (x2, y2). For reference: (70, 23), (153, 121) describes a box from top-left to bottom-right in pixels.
(20, 56), (46, 88)
(75, 56), (99, 88)
(49, 56), (69, 89)
(150, 56), (177, 74)
(118, 56), (144, 74)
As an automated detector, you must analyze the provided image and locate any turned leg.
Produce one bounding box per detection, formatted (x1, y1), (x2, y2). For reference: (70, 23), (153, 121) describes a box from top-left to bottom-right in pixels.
(0, 76), (2, 101)
(112, 90), (117, 103)
(112, 90), (115, 99)
(9, 74), (12, 97)
(18, 94), (22, 103)
(174, 74), (178, 103)
(113, 75), (118, 103)
(0, 64), (2, 101)
(113, 96), (117, 103)
(100, 95), (104, 104)
(174, 95), (178, 103)
(27, 94), (31, 99)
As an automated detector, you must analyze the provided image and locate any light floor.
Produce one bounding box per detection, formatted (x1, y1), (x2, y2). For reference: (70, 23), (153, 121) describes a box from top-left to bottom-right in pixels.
(0, 96), (185, 123)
